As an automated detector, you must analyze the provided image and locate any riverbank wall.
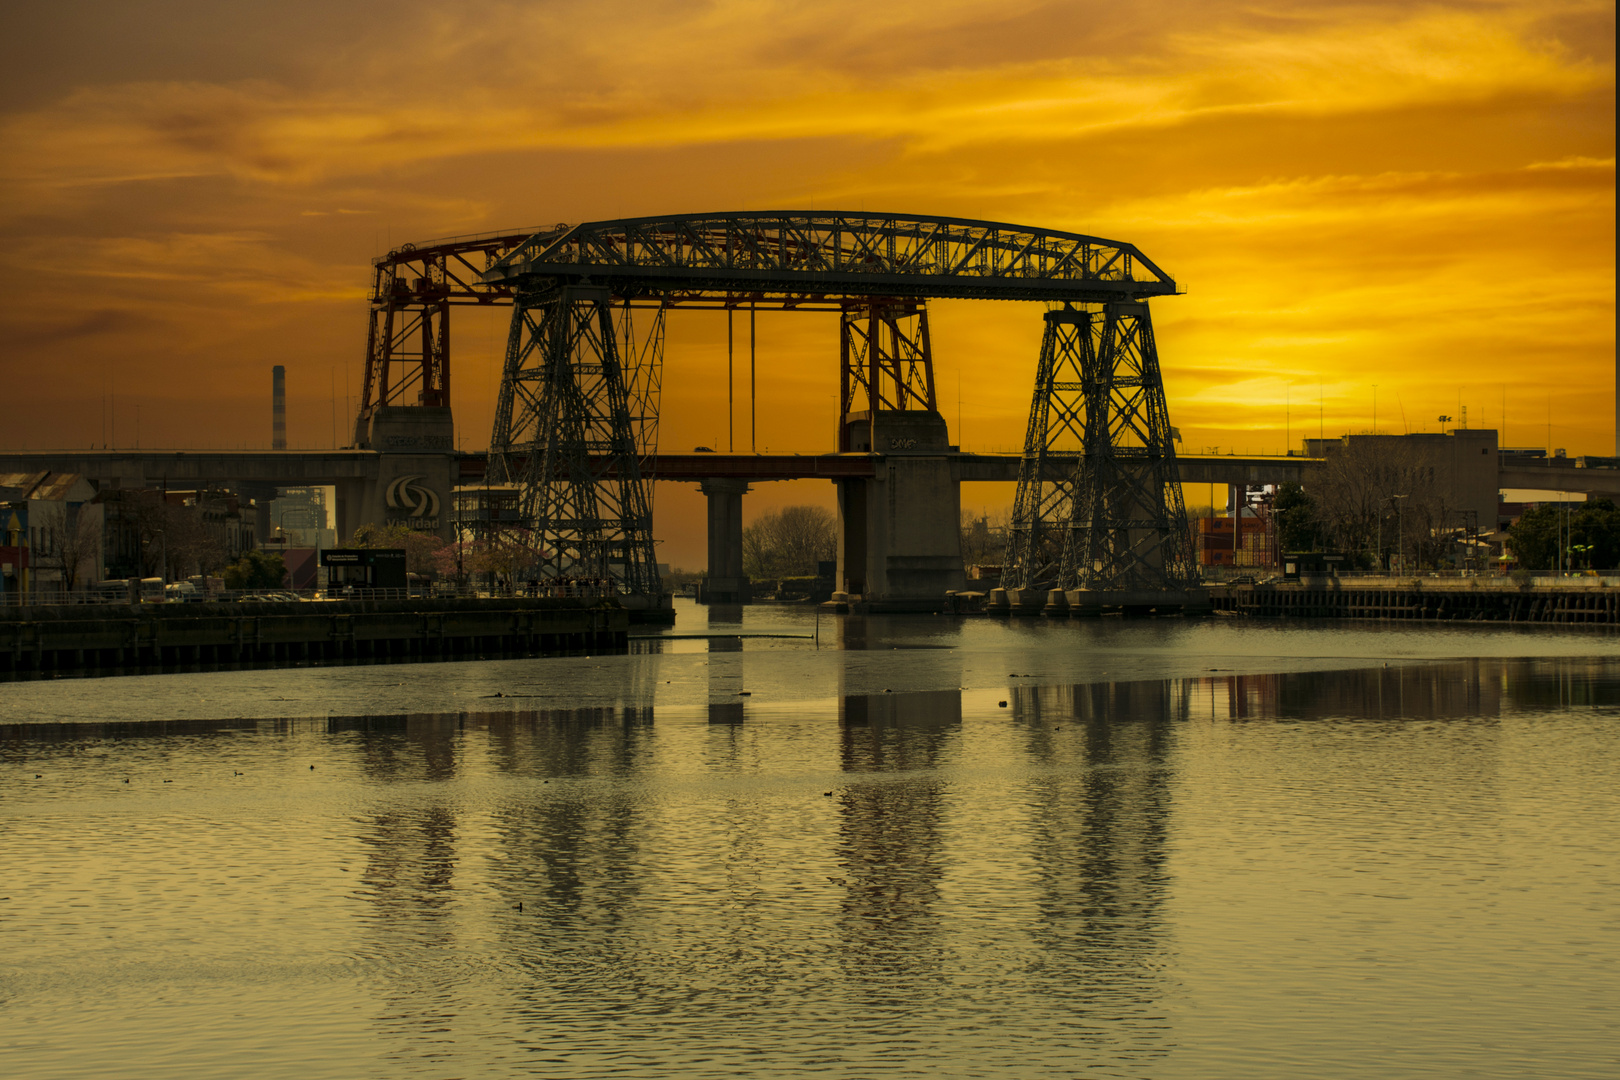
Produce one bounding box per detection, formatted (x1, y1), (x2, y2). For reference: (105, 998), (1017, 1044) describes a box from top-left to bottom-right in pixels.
(0, 597), (628, 681)
(1210, 578), (1620, 624)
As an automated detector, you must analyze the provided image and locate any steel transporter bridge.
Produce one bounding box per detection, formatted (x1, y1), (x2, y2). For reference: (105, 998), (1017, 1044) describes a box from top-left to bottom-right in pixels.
(356, 211), (1199, 611)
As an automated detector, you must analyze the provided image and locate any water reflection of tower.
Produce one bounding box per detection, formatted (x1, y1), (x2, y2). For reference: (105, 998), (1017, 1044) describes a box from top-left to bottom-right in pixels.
(348, 716), (462, 919)
(481, 708), (659, 1026)
(485, 707), (654, 924)
(833, 621), (963, 983)
(343, 716), (466, 1052)
(1012, 680), (1181, 1008)
(707, 634), (745, 724)
(1216, 662), (1504, 722)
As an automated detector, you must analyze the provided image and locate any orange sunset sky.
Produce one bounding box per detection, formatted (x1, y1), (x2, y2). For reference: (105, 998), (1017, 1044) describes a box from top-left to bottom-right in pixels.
(1, 1), (1613, 569)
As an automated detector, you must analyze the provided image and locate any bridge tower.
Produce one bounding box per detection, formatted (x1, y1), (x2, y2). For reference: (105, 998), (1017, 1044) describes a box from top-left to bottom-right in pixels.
(1005, 302), (1194, 593)
(833, 301), (965, 606)
(488, 285), (663, 599)
(1003, 307), (1089, 588)
(838, 301), (937, 450)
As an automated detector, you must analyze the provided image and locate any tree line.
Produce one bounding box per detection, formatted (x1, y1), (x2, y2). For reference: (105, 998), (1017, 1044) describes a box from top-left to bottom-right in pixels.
(741, 506), (835, 579)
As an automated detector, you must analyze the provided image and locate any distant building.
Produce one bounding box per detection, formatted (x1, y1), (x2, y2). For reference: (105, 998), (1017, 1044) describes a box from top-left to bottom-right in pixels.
(1303, 428), (1500, 540)
(97, 487), (256, 581)
(269, 486), (328, 536)
(0, 471), (102, 599)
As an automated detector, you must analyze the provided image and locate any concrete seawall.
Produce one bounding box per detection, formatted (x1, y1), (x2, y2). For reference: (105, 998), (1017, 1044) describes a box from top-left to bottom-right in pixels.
(0, 597), (628, 681)
(1211, 579), (1620, 625)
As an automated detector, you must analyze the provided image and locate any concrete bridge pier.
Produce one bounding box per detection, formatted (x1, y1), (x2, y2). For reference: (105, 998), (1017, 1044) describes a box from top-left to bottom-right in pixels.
(332, 480), (364, 544)
(834, 411), (965, 612)
(697, 478), (752, 603)
(234, 481), (277, 546)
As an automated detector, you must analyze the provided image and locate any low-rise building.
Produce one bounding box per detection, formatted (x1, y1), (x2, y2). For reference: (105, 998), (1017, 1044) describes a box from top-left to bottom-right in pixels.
(0, 471), (102, 599)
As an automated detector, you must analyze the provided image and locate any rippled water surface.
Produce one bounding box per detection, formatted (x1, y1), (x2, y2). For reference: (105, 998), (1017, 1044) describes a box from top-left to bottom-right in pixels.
(3, 603), (1618, 1078)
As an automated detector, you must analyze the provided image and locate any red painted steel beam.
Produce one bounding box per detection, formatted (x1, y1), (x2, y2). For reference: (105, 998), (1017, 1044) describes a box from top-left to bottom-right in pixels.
(455, 453), (882, 482)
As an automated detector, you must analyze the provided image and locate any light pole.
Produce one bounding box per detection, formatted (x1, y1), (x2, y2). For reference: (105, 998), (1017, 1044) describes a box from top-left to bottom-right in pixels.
(1390, 494), (1408, 574)
(1557, 491), (1567, 576)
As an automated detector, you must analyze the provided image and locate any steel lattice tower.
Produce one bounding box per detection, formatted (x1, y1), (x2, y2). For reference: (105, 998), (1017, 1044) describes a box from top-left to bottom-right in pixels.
(837, 302), (936, 449)
(1003, 307), (1092, 588)
(1006, 302), (1194, 592)
(488, 285), (662, 596)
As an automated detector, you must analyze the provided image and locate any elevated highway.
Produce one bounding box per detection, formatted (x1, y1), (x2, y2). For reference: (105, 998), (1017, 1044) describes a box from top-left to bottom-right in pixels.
(1, 448), (1309, 486)
(1499, 460), (1620, 497)
(461, 451), (1315, 486)
(6, 446), (1612, 513)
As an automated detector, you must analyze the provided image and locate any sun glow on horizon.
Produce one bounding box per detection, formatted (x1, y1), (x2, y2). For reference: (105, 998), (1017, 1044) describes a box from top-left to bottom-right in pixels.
(0, 0), (1611, 566)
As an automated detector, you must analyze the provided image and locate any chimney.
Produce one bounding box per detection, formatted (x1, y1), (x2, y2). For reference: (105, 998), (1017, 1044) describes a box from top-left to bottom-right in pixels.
(272, 365), (287, 450)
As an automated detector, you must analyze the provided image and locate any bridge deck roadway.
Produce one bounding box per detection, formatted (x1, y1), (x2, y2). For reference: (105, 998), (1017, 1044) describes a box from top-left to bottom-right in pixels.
(1499, 463), (1620, 497)
(0, 450), (380, 487)
(458, 452), (1318, 486)
(6, 449), (1616, 495)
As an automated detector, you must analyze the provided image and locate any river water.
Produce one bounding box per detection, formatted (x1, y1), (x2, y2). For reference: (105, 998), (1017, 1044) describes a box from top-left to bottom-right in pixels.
(3, 601), (1617, 1078)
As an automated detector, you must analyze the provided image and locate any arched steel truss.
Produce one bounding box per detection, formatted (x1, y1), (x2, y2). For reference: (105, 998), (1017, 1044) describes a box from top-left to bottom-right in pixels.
(481, 211), (1177, 304)
(353, 226), (566, 447)
(367, 212), (1187, 600)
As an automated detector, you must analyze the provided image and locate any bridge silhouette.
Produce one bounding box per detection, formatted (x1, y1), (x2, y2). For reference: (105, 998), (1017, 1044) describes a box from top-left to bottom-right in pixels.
(357, 212), (1201, 611)
(9, 211), (1614, 613)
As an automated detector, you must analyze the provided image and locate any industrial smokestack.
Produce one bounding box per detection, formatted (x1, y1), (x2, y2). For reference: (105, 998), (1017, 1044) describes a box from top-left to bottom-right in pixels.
(272, 365), (287, 450)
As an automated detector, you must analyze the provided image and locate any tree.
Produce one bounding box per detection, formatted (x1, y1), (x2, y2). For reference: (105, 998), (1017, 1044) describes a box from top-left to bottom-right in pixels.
(432, 532), (543, 591)
(223, 551), (286, 590)
(1309, 439), (1456, 569)
(126, 492), (224, 580)
(56, 504), (103, 592)
(351, 522), (446, 579)
(742, 505), (836, 578)
(1508, 498), (1620, 572)
(163, 503), (224, 579)
(960, 508), (1010, 569)
(1273, 483), (1323, 552)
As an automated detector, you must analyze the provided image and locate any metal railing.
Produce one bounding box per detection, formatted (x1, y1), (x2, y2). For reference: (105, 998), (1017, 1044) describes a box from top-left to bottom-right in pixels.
(0, 583), (626, 609)
(1200, 570), (1620, 587)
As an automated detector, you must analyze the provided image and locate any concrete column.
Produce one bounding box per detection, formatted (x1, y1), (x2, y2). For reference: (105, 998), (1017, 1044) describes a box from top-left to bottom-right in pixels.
(233, 481), (277, 547)
(333, 481), (362, 544)
(835, 478), (868, 597)
(697, 478), (751, 604)
(834, 412), (965, 611)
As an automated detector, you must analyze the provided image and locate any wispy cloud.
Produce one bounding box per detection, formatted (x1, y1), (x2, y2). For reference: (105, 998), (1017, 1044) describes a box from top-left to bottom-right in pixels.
(0, 0), (1611, 465)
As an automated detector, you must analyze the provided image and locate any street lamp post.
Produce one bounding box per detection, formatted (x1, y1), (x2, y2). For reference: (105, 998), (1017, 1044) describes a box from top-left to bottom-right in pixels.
(1390, 494), (1408, 574)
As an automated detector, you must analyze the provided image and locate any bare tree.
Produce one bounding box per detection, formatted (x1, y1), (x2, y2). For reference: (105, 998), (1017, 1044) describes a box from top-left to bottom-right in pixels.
(1310, 439), (1456, 569)
(125, 493), (224, 579)
(165, 505), (224, 578)
(960, 507), (1010, 569)
(742, 505), (836, 578)
(352, 521), (446, 578)
(56, 505), (102, 592)
(1311, 439), (1392, 561)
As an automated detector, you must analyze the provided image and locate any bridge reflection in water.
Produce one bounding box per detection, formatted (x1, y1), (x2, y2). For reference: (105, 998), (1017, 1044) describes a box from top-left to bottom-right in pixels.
(5, 656), (1618, 1077)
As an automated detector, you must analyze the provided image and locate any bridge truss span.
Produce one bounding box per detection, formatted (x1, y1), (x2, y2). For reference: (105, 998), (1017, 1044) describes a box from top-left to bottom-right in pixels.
(387, 211), (1187, 605)
(483, 212), (1179, 305)
(354, 227), (568, 446)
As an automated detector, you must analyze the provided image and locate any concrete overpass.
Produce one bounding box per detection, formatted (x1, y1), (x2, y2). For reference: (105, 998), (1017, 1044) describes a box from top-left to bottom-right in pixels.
(456, 451), (1314, 486)
(0, 442), (1316, 604)
(7, 441), (1616, 603)
(0, 446), (1312, 507)
(1499, 460), (1620, 497)
(0, 446), (412, 541)
(0, 444), (1307, 522)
